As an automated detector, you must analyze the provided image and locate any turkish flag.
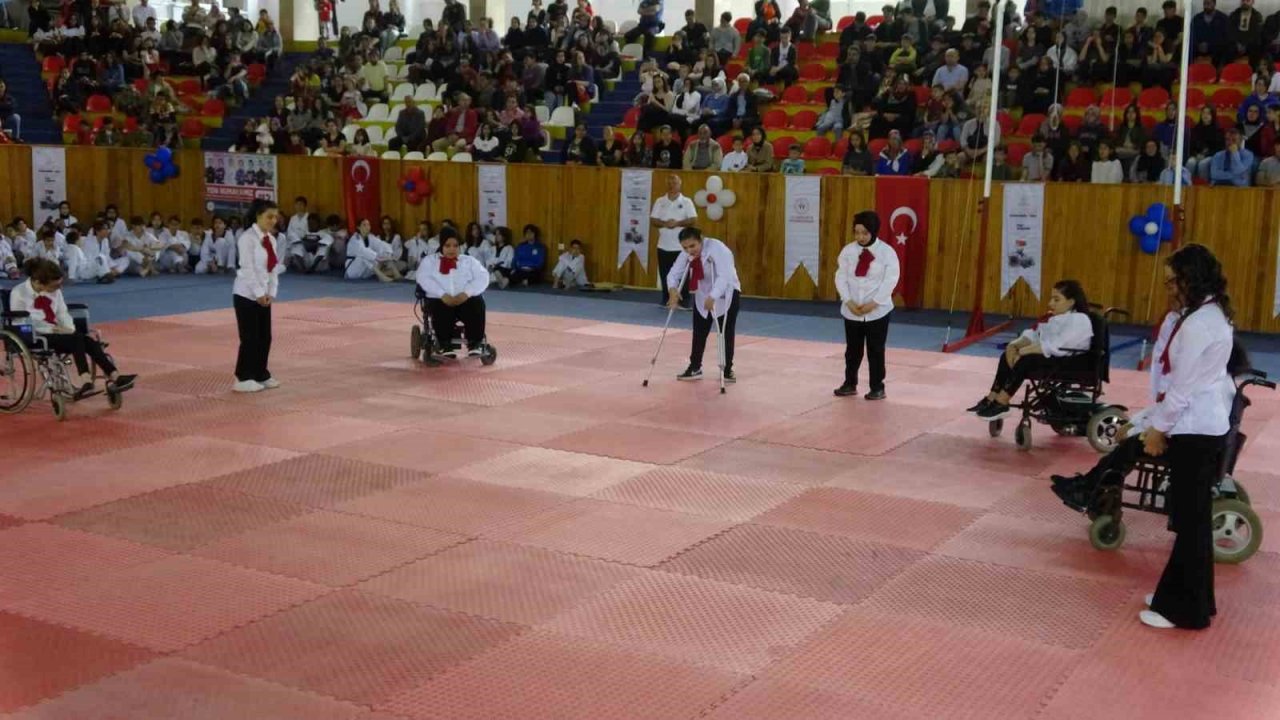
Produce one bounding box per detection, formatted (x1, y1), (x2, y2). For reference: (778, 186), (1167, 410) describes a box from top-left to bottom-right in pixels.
(342, 156), (381, 234)
(875, 175), (929, 308)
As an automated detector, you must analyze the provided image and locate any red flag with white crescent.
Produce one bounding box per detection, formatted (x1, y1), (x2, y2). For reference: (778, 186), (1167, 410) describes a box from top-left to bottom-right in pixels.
(342, 156), (381, 234)
(875, 175), (929, 308)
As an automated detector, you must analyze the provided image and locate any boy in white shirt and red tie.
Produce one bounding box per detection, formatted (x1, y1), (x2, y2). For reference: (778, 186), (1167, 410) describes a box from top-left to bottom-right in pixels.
(666, 227), (741, 383)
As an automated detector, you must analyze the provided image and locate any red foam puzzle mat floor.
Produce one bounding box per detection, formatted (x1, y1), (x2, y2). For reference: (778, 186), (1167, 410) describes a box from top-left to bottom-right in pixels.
(3, 299), (1279, 719)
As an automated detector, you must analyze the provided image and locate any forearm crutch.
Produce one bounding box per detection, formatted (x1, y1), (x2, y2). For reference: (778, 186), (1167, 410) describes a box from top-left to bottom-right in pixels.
(712, 306), (727, 395)
(642, 263), (692, 388)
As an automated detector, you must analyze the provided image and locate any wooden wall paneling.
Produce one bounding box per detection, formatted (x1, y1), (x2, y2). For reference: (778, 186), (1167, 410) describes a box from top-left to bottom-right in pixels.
(0, 145), (33, 223)
(921, 177), (983, 315)
(1184, 186), (1275, 331)
(277, 154), (345, 224)
(551, 165), (617, 287)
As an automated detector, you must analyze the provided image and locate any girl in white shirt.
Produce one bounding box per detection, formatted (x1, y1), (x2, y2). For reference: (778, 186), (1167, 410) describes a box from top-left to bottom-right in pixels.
(833, 211), (901, 400)
(415, 227), (491, 357)
(345, 218), (400, 281)
(666, 227), (742, 383)
(10, 258), (136, 397)
(463, 222), (495, 269)
(971, 279), (1095, 420)
(232, 199), (284, 393)
(488, 226), (515, 287)
(158, 216), (191, 273)
(1091, 140), (1124, 184)
(380, 215), (407, 274)
(0, 229), (17, 278)
(196, 216), (237, 274)
(85, 221), (129, 281)
(404, 220), (439, 281)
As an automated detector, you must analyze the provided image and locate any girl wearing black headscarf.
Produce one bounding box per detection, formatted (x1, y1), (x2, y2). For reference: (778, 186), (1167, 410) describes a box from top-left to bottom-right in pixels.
(833, 211), (900, 400)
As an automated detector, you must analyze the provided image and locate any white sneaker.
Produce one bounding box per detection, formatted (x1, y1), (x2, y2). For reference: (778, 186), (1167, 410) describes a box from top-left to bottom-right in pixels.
(1139, 610), (1175, 629)
(232, 380), (264, 393)
(1144, 593), (1154, 607)
(261, 378), (281, 389)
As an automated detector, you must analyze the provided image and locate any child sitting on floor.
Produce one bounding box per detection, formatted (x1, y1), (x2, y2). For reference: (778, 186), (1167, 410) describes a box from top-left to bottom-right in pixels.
(158, 215), (191, 273)
(405, 220), (438, 280)
(552, 238), (591, 289)
(489, 226), (515, 287)
(196, 216), (237, 274)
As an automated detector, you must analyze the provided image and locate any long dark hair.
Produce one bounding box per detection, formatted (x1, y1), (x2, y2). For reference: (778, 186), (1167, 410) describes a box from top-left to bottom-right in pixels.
(1168, 243), (1233, 320)
(1053, 279), (1090, 313)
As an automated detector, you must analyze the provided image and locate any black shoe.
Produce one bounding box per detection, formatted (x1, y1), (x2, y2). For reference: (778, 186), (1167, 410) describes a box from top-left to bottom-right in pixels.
(107, 374), (136, 392)
(466, 345), (483, 357)
(864, 388), (886, 401)
(1050, 473), (1080, 488)
(96, 274), (115, 284)
(723, 369), (736, 383)
(976, 403), (1011, 421)
(73, 382), (95, 400)
(1051, 482), (1089, 513)
(966, 398), (993, 414)
(833, 383), (858, 397)
(677, 367), (703, 381)
(440, 348), (458, 359)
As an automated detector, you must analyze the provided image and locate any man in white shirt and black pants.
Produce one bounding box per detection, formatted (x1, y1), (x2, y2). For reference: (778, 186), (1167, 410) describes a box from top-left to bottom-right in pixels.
(650, 174), (698, 309)
(667, 227), (741, 383)
(232, 199), (285, 394)
(834, 211), (900, 400)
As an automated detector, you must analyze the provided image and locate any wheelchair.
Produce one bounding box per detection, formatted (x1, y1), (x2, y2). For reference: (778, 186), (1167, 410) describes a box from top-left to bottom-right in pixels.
(0, 288), (125, 421)
(1079, 370), (1274, 565)
(989, 307), (1130, 453)
(408, 286), (497, 367)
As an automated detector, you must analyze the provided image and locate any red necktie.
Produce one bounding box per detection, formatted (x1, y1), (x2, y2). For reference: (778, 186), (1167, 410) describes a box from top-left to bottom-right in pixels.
(439, 257), (457, 274)
(689, 258), (703, 291)
(263, 233), (278, 272)
(32, 295), (56, 324)
(1156, 307), (1200, 401)
(854, 247), (874, 277)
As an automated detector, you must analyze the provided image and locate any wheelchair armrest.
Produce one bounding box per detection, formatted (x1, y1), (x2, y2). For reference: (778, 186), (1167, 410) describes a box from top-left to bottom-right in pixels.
(66, 303), (88, 311)
(1, 310), (30, 320)
(1103, 307), (1130, 320)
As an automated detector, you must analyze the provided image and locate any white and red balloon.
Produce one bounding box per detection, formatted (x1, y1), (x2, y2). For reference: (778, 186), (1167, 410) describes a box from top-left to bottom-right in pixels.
(693, 175), (736, 221)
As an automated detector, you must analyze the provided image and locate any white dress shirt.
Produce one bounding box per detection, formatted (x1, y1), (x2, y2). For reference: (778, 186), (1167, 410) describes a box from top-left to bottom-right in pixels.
(233, 224), (284, 301)
(8, 279), (73, 333)
(666, 237), (741, 319)
(835, 239), (900, 322)
(405, 236), (438, 269)
(416, 254), (490, 299)
(1145, 302), (1235, 437)
(650, 193), (698, 252)
(286, 212), (310, 247)
(1019, 311), (1093, 357)
(491, 244), (514, 270)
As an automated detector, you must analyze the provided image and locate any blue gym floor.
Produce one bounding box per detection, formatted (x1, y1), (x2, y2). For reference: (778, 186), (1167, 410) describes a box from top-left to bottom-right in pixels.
(10, 274), (1280, 377)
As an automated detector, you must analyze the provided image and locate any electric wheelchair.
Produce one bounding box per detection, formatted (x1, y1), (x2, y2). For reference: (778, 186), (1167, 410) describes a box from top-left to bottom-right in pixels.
(1075, 370), (1274, 565)
(989, 306), (1131, 453)
(0, 288), (125, 421)
(408, 286), (497, 367)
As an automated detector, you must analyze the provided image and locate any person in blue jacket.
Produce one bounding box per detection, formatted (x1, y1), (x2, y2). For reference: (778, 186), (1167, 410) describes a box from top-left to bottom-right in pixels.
(510, 223), (547, 285)
(1208, 128), (1254, 186)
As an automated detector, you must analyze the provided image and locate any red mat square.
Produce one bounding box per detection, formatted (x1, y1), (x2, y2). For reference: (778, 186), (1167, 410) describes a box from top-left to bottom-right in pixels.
(505, 385), (666, 420)
(886, 432), (1062, 476)
(420, 407), (599, 445)
(483, 362), (623, 389)
(194, 511), (465, 586)
(8, 658), (381, 720)
(544, 423), (728, 464)
(117, 396), (291, 434)
(140, 368), (239, 397)
(0, 524), (170, 606)
(7, 556), (328, 651)
(769, 609), (1080, 719)
(593, 467), (804, 521)
(197, 412), (398, 452)
(828, 456), (1030, 509)
(335, 476), (575, 535)
(52, 485), (312, 552)
(452, 447), (653, 496)
(626, 397), (792, 439)
(678, 440), (866, 486)
(0, 612), (154, 713)
(358, 540), (643, 624)
(396, 377), (558, 406)
(326, 429), (522, 475)
(702, 678), (925, 720)
(180, 590), (526, 705)
(754, 488), (980, 551)
(544, 571), (844, 674)
(379, 631), (748, 720)
(199, 455), (428, 508)
(486, 499), (733, 566)
(660, 524), (926, 605)
(300, 392), (479, 427)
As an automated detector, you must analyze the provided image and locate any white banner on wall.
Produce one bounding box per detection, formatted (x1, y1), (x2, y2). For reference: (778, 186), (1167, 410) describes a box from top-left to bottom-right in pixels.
(784, 175), (822, 284)
(477, 165), (508, 235)
(617, 169), (653, 270)
(1273, 221), (1280, 317)
(31, 147), (67, 228)
(1001, 182), (1045, 299)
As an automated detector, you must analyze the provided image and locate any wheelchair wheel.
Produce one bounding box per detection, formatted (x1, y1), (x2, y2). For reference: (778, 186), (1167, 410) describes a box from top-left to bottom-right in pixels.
(1212, 498), (1263, 564)
(1015, 420), (1032, 451)
(0, 329), (36, 414)
(1086, 406), (1129, 454)
(51, 395), (68, 422)
(410, 325), (423, 360)
(1088, 514), (1126, 551)
(107, 390), (123, 411)
(1050, 423), (1079, 437)
(480, 344), (497, 366)
(988, 418), (1004, 438)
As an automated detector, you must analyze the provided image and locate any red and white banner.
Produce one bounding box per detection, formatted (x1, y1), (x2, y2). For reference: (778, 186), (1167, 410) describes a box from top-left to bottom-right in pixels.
(875, 176), (929, 307)
(342, 156), (380, 233)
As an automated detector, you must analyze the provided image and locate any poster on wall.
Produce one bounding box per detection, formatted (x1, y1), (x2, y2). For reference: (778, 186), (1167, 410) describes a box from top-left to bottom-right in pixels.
(476, 165), (507, 236)
(31, 147), (67, 228)
(1001, 182), (1045, 298)
(202, 152), (278, 220)
(617, 169), (653, 270)
(784, 175), (821, 284)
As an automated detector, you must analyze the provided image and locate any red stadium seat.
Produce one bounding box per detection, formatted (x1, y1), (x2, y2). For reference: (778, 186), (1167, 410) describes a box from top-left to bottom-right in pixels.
(180, 117), (206, 139)
(176, 78), (202, 95)
(733, 17), (750, 34)
(799, 63), (827, 81)
(866, 14), (883, 28)
(781, 85), (809, 104)
(836, 16), (854, 31)
(246, 63), (267, 83)
(1185, 87), (1207, 109)
(796, 43), (818, 61)
(1016, 113), (1045, 136)
(42, 55), (66, 75)
(904, 138), (923, 155)
(85, 94), (112, 113)
(802, 136), (832, 159)
(1062, 115), (1083, 133)
(789, 109), (818, 129)
(123, 116), (140, 133)
(1138, 87), (1170, 109)
(762, 108), (789, 129)
(818, 167), (841, 175)
(818, 43), (841, 58)
(131, 78), (149, 94)
(1212, 87), (1245, 108)
(867, 137), (887, 156)
(1216, 113), (1236, 130)
(1220, 62), (1252, 84)
(620, 106), (640, 128)
(1064, 87), (1097, 108)
(937, 139), (960, 153)
(832, 136), (849, 158)
(773, 135), (798, 158)
(996, 110), (1014, 135)
(725, 62), (744, 78)
(912, 85), (929, 105)
(1187, 62), (1217, 84)
(1005, 141), (1031, 167)
(717, 133), (737, 153)
(61, 114), (80, 133)
(1100, 87), (1132, 107)
(201, 98), (226, 117)
(1140, 115), (1156, 131)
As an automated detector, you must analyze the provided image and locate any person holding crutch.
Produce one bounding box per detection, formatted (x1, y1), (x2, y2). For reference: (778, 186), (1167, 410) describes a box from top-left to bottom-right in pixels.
(833, 210), (899, 400)
(667, 226), (741, 384)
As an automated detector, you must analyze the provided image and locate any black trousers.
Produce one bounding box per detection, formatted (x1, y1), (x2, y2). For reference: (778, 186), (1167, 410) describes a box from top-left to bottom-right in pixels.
(1077, 434), (1146, 491)
(657, 249), (690, 305)
(428, 295), (486, 348)
(1151, 433), (1225, 629)
(990, 352), (1054, 395)
(233, 294), (273, 383)
(690, 290), (740, 372)
(41, 331), (116, 376)
(843, 313), (890, 390)
(510, 267), (543, 285)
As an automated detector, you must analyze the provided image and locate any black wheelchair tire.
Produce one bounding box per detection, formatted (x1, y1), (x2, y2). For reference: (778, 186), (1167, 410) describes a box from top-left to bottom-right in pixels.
(1088, 514), (1126, 551)
(1015, 420), (1032, 451)
(988, 418), (1003, 438)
